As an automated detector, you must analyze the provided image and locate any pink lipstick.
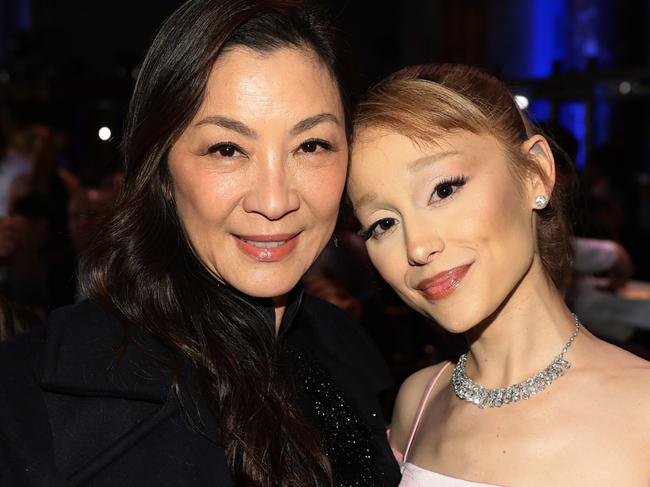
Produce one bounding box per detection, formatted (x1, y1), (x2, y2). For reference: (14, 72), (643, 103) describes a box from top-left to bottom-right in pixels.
(234, 233), (299, 262)
(416, 264), (472, 301)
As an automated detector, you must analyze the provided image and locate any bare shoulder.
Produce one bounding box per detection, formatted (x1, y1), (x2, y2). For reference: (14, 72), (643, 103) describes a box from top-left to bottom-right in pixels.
(611, 347), (650, 415)
(585, 338), (650, 433)
(389, 361), (451, 454)
(590, 337), (650, 383)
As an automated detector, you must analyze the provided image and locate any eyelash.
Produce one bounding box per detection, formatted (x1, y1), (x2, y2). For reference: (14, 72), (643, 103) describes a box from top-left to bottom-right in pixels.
(207, 142), (244, 158)
(206, 138), (335, 158)
(429, 175), (467, 204)
(357, 175), (468, 241)
(357, 218), (396, 241)
(296, 138), (335, 154)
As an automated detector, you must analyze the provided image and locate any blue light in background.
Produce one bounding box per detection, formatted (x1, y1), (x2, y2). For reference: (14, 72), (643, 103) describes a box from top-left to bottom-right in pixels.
(559, 102), (587, 167)
(529, 0), (566, 78)
(17, 0), (31, 32)
(529, 100), (552, 122)
(488, 0), (566, 80)
(489, 0), (613, 169)
(592, 83), (612, 148)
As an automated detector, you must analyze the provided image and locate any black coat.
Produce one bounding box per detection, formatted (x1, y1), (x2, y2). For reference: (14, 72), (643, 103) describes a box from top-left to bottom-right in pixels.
(0, 294), (400, 486)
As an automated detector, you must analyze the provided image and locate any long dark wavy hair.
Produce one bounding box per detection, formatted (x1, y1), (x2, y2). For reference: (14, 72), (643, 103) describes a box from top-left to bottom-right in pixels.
(81, 1), (353, 485)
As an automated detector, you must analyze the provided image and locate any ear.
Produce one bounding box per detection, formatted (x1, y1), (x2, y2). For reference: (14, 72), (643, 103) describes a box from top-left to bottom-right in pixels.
(162, 179), (174, 201)
(520, 135), (556, 208)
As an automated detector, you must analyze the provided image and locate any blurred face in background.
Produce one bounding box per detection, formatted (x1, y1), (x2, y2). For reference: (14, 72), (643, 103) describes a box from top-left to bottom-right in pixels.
(68, 187), (117, 255)
(168, 46), (348, 300)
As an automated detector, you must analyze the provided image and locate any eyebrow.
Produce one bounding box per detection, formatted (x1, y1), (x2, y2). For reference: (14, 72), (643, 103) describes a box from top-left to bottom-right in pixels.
(353, 191), (378, 209)
(195, 116), (257, 138)
(289, 113), (340, 136)
(407, 150), (462, 173)
(353, 149), (462, 209)
(195, 112), (341, 138)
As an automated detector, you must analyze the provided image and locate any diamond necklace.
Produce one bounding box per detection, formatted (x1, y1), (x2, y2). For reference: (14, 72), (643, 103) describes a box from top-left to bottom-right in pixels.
(452, 315), (581, 409)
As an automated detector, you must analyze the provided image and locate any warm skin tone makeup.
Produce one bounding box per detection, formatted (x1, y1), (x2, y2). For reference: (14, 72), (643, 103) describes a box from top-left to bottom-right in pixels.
(168, 47), (347, 330)
(349, 128), (650, 486)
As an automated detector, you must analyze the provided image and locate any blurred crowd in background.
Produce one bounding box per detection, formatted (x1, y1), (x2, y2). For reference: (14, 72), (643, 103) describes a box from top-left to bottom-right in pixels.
(2, 0), (650, 413)
(0, 121), (120, 337)
(1, 113), (649, 417)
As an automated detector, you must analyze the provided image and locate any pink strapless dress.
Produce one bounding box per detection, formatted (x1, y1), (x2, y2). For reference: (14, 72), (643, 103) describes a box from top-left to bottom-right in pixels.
(400, 462), (503, 486)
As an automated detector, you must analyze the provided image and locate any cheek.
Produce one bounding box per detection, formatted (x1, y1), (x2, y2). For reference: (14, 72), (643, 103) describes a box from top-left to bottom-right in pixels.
(171, 167), (241, 234)
(458, 176), (533, 263)
(300, 162), (347, 220)
(367, 242), (403, 287)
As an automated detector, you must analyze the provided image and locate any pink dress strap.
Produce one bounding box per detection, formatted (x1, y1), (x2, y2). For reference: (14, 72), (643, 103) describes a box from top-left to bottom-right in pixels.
(402, 361), (452, 462)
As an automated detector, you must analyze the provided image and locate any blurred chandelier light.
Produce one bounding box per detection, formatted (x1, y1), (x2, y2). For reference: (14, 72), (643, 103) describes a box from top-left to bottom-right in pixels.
(618, 81), (632, 95)
(98, 127), (112, 141)
(514, 95), (529, 110)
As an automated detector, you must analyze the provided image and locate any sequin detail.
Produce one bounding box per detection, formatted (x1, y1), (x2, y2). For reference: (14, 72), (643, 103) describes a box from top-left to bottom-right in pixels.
(293, 351), (385, 487)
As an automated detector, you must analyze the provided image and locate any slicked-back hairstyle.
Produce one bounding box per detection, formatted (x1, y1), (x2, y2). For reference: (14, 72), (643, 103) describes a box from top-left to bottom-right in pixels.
(82, 1), (353, 485)
(353, 64), (574, 291)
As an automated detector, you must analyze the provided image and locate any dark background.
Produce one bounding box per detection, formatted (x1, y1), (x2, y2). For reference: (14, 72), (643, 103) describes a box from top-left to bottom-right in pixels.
(2, 0), (650, 172)
(2, 0), (650, 388)
(2, 0), (649, 290)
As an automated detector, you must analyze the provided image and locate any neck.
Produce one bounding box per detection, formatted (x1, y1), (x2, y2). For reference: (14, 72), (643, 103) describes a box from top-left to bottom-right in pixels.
(273, 295), (288, 334)
(463, 260), (579, 388)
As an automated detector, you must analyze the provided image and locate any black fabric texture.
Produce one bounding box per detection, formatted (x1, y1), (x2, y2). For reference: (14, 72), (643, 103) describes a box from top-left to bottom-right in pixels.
(0, 292), (400, 486)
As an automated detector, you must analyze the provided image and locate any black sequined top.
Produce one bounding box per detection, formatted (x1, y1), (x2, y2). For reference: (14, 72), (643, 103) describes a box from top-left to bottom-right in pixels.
(268, 290), (401, 486)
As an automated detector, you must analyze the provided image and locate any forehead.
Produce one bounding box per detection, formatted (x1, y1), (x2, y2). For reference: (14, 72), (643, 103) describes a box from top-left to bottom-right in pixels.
(349, 128), (509, 196)
(352, 127), (507, 165)
(199, 46), (342, 118)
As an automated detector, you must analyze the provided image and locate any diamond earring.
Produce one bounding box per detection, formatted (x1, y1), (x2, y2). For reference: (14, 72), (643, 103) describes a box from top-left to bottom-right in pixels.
(535, 195), (548, 209)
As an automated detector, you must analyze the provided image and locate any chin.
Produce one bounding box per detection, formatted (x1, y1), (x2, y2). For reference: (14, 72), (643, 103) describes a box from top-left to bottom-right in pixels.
(414, 298), (482, 335)
(436, 318), (475, 335)
(239, 285), (295, 300)
(229, 268), (302, 300)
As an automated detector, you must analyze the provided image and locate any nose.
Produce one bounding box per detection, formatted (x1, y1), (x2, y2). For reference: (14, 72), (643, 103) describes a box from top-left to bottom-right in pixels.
(242, 154), (300, 221)
(405, 223), (444, 266)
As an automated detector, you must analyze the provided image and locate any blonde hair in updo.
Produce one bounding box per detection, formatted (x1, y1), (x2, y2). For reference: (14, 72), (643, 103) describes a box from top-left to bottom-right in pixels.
(353, 64), (574, 291)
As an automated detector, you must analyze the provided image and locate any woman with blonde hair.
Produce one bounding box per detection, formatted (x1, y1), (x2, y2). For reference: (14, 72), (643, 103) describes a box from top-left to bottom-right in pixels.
(348, 64), (650, 486)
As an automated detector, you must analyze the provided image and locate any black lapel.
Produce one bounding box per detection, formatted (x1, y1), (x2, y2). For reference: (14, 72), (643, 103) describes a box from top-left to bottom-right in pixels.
(41, 300), (173, 402)
(38, 300), (229, 484)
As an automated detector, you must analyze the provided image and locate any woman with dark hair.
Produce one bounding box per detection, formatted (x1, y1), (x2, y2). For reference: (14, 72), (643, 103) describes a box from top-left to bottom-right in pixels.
(0, 1), (400, 486)
(348, 64), (650, 486)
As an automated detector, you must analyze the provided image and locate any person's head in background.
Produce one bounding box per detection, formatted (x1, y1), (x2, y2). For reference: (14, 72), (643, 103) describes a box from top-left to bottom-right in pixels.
(63, 167), (122, 257)
(9, 194), (53, 254)
(67, 186), (117, 256)
(2, 194), (56, 315)
(82, 1), (353, 484)
(0, 293), (42, 341)
(348, 64), (574, 334)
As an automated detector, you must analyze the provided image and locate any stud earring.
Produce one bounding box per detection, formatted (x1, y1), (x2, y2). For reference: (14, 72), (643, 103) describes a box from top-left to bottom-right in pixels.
(534, 195), (548, 209)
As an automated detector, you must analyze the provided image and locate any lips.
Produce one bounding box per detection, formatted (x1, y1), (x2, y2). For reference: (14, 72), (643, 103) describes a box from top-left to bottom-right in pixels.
(234, 233), (300, 262)
(416, 264), (472, 301)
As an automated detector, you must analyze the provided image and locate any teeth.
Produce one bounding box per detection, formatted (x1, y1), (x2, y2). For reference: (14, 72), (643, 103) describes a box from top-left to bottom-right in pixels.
(242, 239), (287, 248)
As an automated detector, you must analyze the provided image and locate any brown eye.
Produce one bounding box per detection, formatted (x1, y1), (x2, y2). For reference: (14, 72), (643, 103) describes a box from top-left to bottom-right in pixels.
(362, 217), (397, 240)
(435, 183), (454, 199)
(301, 141), (318, 153)
(297, 139), (333, 154)
(207, 143), (243, 158)
(377, 218), (394, 231)
(429, 176), (467, 204)
(218, 145), (236, 157)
